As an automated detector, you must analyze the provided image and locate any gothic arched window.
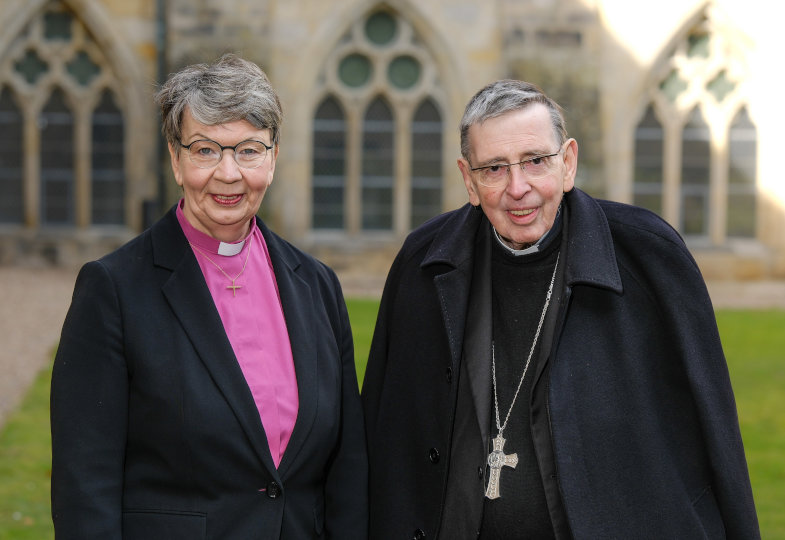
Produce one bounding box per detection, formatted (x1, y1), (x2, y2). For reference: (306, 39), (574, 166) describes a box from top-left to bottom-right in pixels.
(632, 11), (757, 246)
(0, 0), (129, 231)
(311, 6), (446, 236)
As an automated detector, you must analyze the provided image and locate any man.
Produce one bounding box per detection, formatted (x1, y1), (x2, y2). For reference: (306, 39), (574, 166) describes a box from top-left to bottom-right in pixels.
(362, 80), (759, 539)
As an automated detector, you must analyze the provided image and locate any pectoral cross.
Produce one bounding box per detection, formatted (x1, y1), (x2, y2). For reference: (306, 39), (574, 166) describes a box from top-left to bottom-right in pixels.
(226, 281), (241, 297)
(485, 434), (518, 500)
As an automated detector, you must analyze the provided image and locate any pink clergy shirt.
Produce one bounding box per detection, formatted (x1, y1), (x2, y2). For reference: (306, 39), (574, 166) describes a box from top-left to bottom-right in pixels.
(177, 202), (298, 468)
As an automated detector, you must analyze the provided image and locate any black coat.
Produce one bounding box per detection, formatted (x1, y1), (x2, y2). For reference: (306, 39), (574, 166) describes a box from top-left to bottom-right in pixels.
(362, 188), (759, 539)
(51, 207), (368, 539)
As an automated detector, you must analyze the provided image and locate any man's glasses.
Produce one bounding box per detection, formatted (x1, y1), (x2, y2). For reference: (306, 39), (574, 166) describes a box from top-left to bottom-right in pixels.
(469, 149), (563, 188)
(178, 139), (273, 169)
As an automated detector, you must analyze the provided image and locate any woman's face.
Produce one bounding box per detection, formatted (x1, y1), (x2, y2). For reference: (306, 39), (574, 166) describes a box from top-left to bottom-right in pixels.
(169, 110), (278, 243)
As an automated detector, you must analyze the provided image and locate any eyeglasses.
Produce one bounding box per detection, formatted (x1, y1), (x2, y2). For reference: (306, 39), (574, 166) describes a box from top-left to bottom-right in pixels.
(178, 138), (273, 169)
(469, 149), (563, 188)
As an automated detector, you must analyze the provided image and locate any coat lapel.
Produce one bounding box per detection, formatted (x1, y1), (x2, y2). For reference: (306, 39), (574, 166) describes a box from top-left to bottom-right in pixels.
(152, 210), (280, 478)
(461, 222), (493, 445)
(563, 189), (623, 293)
(256, 220), (318, 477)
(423, 205), (491, 443)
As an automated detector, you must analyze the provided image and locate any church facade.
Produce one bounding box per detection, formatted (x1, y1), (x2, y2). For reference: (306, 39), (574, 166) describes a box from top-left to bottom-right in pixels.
(0, 0), (782, 281)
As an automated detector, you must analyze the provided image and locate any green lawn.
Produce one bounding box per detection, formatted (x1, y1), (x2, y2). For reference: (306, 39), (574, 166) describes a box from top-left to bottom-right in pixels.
(0, 351), (55, 540)
(346, 297), (380, 386)
(716, 310), (785, 537)
(1, 305), (782, 538)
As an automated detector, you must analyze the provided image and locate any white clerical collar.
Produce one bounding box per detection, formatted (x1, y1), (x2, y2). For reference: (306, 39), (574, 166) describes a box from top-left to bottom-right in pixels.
(218, 240), (245, 256)
(176, 198), (250, 257)
(493, 205), (562, 256)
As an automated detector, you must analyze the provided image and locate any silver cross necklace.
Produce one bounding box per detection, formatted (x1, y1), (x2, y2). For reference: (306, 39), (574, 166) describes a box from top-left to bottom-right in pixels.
(485, 252), (560, 500)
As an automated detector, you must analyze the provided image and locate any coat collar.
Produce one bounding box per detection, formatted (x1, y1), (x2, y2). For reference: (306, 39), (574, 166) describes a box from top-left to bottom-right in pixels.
(150, 207), (317, 480)
(420, 189), (623, 295)
(421, 203), (483, 270)
(562, 188), (623, 294)
(419, 205), (484, 376)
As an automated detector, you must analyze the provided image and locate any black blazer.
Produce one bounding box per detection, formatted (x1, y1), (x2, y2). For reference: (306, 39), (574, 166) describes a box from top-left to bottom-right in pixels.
(51, 206), (368, 539)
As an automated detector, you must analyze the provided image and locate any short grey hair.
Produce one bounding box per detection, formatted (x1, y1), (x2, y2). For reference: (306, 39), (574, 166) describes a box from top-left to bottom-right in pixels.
(155, 53), (283, 150)
(459, 79), (567, 160)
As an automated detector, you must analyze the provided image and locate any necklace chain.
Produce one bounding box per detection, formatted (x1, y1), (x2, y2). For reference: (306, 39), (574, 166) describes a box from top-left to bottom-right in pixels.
(492, 252), (560, 436)
(189, 239), (252, 297)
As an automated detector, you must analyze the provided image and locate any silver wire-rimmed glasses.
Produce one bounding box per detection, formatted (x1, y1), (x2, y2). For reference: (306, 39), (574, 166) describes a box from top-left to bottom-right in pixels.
(178, 138), (273, 169)
(469, 149), (563, 188)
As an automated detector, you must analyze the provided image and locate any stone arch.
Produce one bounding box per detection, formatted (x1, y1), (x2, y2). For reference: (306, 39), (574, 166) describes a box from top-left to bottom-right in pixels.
(291, 0), (466, 116)
(288, 1), (464, 240)
(0, 0), (154, 232)
(627, 3), (757, 244)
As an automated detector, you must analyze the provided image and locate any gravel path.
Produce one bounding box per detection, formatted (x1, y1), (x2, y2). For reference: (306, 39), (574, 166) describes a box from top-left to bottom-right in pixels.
(1, 264), (784, 429)
(0, 266), (77, 428)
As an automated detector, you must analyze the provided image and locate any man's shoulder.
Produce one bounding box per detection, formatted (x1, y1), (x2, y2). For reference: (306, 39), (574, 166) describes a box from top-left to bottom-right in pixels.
(572, 193), (700, 277)
(567, 189), (684, 249)
(594, 197), (685, 248)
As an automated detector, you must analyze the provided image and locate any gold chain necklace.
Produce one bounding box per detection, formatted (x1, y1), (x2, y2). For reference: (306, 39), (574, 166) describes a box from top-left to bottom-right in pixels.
(189, 239), (252, 297)
(485, 251), (560, 500)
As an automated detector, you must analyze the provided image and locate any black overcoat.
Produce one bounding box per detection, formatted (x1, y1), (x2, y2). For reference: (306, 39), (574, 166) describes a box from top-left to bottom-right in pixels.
(362, 188), (759, 539)
(51, 206), (368, 539)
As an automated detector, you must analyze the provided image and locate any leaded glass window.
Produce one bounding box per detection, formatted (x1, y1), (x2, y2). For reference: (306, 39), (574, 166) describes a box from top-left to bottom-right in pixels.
(634, 10), (758, 248)
(411, 99), (442, 228)
(365, 11), (396, 45)
(91, 90), (125, 225)
(680, 108), (711, 236)
(0, 87), (23, 223)
(14, 49), (48, 85)
(727, 108), (757, 237)
(1, 0), (131, 232)
(312, 97), (346, 229)
(44, 9), (72, 40)
(388, 55), (420, 90)
(314, 6), (444, 236)
(633, 105), (663, 214)
(67, 51), (101, 87)
(362, 97), (394, 230)
(339, 54), (372, 88)
(40, 88), (75, 224)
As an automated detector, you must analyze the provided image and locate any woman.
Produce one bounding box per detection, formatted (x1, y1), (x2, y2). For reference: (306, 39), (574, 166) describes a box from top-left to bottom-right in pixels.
(50, 54), (368, 539)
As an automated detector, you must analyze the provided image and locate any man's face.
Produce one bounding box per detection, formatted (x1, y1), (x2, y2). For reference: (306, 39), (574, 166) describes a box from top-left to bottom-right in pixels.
(458, 104), (578, 250)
